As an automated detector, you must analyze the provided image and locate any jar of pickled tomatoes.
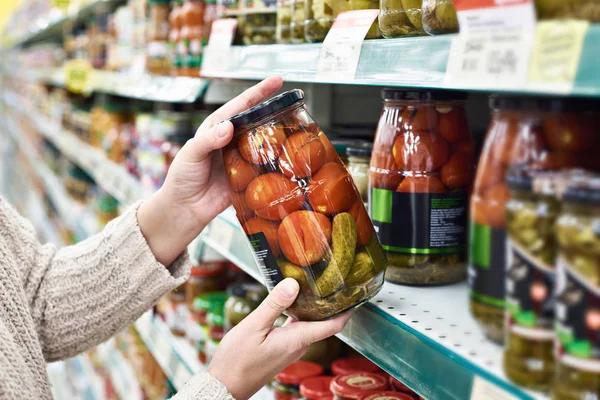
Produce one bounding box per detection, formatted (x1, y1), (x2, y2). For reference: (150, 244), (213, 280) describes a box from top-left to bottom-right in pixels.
(369, 89), (473, 286)
(223, 89), (386, 321)
(469, 96), (600, 345)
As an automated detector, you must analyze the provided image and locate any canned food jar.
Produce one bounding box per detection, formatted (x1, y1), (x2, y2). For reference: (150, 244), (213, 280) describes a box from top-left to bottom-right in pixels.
(503, 169), (561, 391)
(304, 0), (344, 42)
(331, 357), (381, 376)
(330, 372), (389, 399)
(359, 392), (414, 400)
(422, 0), (458, 35)
(275, 361), (325, 400)
(186, 262), (226, 309)
(379, 0), (425, 38)
(240, 0), (278, 44)
(224, 282), (268, 330)
(347, 144), (372, 203)
(276, 0), (293, 43)
(224, 89), (386, 321)
(553, 176), (600, 400)
(192, 291), (228, 326)
(290, 0), (307, 43)
(370, 89), (473, 286)
(469, 96), (600, 345)
(300, 376), (334, 400)
(535, 0), (600, 21)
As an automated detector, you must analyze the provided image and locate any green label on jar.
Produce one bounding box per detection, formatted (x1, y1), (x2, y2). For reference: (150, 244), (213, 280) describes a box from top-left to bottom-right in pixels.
(370, 188), (467, 255)
(469, 222), (506, 308)
(247, 232), (283, 290)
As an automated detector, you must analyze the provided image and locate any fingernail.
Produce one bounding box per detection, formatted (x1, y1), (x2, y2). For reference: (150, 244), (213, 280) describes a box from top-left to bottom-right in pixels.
(215, 122), (228, 138)
(279, 278), (299, 299)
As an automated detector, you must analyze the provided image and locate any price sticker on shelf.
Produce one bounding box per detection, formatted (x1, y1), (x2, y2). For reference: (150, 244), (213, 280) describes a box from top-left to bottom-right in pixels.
(316, 9), (379, 81)
(444, 0), (536, 90)
(527, 20), (589, 93)
(470, 377), (518, 400)
(202, 19), (238, 75)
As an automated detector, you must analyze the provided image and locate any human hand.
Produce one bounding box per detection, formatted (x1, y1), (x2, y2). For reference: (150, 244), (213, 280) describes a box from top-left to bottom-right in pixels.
(208, 279), (352, 400)
(138, 77), (283, 265)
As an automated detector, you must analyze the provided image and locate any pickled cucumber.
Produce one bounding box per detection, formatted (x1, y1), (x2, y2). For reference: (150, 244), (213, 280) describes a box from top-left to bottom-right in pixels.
(386, 252), (466, 285)
(315, 213), (357, 297)
(345, 251), (374, 286)
(279, 259), (310, 292)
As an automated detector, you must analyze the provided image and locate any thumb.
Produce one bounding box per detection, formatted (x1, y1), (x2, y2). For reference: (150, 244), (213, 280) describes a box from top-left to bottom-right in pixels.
(244, 278), (299, 331)
(179, 120), (234, 163)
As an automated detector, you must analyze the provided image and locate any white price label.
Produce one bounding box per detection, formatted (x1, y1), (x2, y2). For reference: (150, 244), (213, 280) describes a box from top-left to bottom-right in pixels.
(316, 9), (379, 81)
(209, 218), (235, 252)
(470, 377), (518, 400)
(202, 19), (238, 74)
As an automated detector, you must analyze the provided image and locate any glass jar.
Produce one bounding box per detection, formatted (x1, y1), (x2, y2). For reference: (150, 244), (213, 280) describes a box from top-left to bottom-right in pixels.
(290, 0), (306, 43)
(224, 282), (268, 330)
(180, 0), (205, 77)
(304, 0), (340, 42)
(224, 89), (386, 321)
(277, 0), (293, 43)
(169, 284), (188, 336)
(207, 307), (225, 342)
(274, 361), (324, 400)
(469, 96), (600, 345)
(148, 0), (171, 75)
(330, 372), (389, 400)
(421, 0), (458, 35)
(379, 0), (425, 38)
(535, 0), (600, 21)
(186, 262), (226, 310)
(162, 132), (192, 172)
(169, 0), (183, 76)
(553, 177), (600, 400)
(302, 336), (343, 367)
(348, 0), (380, 39)
(241, 0), (278, 44)
(300, 376), (334, 400)
(331, 357), (381, 376)
(503, 169), (560, 391)
(191, 291), (228, 326)
(347, 144), (372, 203)
(359, 393), (415, 400)
(370, 89), (473, 286)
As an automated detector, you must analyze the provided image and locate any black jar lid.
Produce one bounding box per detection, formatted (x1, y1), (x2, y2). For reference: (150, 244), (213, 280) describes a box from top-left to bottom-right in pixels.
(489, 95), (600, 112)
(228, 89), (304, 129)
(506, 165), (534, 192)
(381, 88), (468, 101)
(563, 176), (600, 205)
(347, 143), (373, 158)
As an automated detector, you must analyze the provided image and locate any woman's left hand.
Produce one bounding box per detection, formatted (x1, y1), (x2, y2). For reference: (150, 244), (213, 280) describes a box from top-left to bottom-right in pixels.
(138, 77), (283, 265)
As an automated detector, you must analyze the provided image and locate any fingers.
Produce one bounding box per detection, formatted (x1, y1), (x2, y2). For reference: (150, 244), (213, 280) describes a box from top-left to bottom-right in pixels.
(179, 120), (234, 163)
(203, 76), (284, 127)
(243, 278), (299, 331)
(282, 311), (353, 348)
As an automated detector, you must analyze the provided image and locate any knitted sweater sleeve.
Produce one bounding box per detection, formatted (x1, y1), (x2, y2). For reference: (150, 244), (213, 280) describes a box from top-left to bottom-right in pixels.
(171, 373), (235, 400)
(1, 198), (191, 362)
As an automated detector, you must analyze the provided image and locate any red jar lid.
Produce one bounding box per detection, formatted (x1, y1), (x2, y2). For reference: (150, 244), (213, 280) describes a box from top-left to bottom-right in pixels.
(275, 361), (324, 385)
(332, 357), (382, 376)
(190, 262), (225, 277)
(330, 372), (389, 399)
(359, 391), (415, 400)
(390, 378), (413, 394)
(300, 376), (334, 399)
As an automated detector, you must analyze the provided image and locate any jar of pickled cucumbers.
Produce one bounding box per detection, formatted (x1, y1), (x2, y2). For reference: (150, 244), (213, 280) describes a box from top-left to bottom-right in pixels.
(553, 177), (600, 400)
(348, 0), (381, 39)
(241, 0), (278, 44)
(223, 89), (386, 321)
(379, 0), (425, 38)
(290, 0), (306, 43)
(422, 0), (458, 35)
(370, 89), (473, 286)
(304, 0), (343, 42)
(503, 169), (561, 391)
(276, 0), (292, 43)
(470, 96), (600, 345)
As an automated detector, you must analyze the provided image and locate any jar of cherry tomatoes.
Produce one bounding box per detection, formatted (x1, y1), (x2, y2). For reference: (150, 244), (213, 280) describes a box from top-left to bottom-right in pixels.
(370, 89), (473, 286)
(469, 96), (600, 345)
(330, 372), (389, 400)
(275, 361), (324, 400)
(224, 89), (386, 321)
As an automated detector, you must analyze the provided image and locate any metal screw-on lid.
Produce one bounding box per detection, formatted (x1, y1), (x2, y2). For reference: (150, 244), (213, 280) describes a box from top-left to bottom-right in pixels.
(228, 89), (304, 129)
(381, 88), (467, 101)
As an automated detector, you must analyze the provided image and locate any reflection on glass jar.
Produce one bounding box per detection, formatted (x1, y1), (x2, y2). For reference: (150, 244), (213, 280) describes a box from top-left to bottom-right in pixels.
(370, 89), (472, 286)
(304, 0), (343, 42)
(224, 90), (386, 321)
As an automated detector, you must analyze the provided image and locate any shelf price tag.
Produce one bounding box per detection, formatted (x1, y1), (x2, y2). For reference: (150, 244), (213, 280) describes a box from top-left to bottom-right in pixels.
(202, 19), (238, 75)
(316, 9), (379, 81)
(444, 0), (536, 90)
(527, 20), (589, 93)
(63, 59), (95, 95)
(470, 377), (518, 400)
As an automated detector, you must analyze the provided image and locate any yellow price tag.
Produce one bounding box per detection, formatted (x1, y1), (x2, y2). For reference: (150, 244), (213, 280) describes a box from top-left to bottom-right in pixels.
(527, 20), (589, 93)
(64, 59), (95, 95)
(53, 0), (71, 12)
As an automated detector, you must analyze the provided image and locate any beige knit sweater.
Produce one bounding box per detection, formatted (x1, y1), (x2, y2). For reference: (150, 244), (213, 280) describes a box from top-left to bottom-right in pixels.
(0, 197), (234, 400)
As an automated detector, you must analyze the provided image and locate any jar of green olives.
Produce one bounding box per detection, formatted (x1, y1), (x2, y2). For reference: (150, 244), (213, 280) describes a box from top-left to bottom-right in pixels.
(379, 0), (425, 38)
(553, 177), (600, 400)
(224, 283), (268, 330)
(240, 0), (278, 44)
(276, 0), (292, 43)
(304, 0), (344, 42)
(504, 169), (563, 391)
(422, 0), (458, 35)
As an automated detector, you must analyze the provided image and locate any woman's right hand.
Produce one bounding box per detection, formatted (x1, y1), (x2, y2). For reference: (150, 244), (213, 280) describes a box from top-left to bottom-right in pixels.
(207, 278), (352, 400)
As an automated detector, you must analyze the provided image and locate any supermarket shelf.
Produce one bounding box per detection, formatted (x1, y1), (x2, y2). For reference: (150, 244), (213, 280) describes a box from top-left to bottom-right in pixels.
(28, 67), (209, 103)
(5, 114), (99, 241)
(134, 312), (203, 390)
(202, 24), (600, 96)
(97, 340), (143, 400)
(64, 355), (106, 400)
(199, 210), (547, 400)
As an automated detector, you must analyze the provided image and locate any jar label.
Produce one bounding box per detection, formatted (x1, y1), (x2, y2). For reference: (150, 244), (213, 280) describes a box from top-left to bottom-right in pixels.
(469, 222), (506, 308)
(506, 240), (555, 340)
(555, 255), (600, 372)
(248, 232), (284, 290)
(370, 188), (467, 255)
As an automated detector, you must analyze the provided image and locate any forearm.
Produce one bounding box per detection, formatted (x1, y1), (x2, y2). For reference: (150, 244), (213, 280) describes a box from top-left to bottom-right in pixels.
(138, 189), (207, 266)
